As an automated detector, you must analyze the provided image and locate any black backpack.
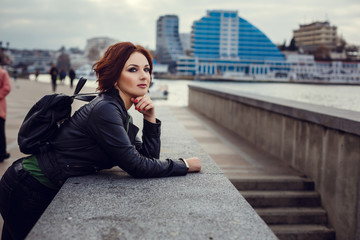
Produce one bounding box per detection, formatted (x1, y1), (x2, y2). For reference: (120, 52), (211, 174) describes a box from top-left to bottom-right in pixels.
(17, 77), (98, 154)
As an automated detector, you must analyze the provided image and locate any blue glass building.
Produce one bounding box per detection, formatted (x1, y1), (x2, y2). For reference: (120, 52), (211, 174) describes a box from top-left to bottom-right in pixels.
(177, 10), (289, 77)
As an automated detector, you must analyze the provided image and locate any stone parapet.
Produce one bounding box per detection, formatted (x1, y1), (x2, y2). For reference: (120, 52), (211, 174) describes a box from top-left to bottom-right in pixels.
(188, 84), (360, 240)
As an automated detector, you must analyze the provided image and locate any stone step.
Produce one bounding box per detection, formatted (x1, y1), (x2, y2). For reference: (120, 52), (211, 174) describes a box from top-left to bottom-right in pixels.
(270, 224), (335, 240)
(241, 191), (321, 208)
(230, 176), (314, 191)
(255, 207), (328, 225)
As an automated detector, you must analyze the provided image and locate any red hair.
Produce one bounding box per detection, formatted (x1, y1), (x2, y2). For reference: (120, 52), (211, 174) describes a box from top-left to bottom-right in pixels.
(93, 42), (153, 92)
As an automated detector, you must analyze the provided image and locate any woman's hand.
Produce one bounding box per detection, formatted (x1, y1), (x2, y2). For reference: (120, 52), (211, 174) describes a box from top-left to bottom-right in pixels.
(131, 96), (156, 123)
(185, 157), (201, 172)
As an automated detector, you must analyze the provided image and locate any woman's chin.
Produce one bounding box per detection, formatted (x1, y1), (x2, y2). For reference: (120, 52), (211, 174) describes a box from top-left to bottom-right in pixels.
(133, 90), (148, 97)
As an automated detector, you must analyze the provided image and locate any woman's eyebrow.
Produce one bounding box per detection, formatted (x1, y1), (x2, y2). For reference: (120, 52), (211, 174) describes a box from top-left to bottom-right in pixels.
(126, 64), (139, 68)
(126, 64), (150, 68)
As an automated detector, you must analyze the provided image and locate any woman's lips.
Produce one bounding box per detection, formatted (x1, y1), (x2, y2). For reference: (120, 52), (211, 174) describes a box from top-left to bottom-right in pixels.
(137, 84), (147, 88)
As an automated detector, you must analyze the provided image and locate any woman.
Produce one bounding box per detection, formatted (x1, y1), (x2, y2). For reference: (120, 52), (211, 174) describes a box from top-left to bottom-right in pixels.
(0, 42), (201, 240)
(0, 65), (11, 162)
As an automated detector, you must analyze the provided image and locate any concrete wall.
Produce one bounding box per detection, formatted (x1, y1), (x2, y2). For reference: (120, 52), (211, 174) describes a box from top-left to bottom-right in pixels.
(188, 84), (360, 240)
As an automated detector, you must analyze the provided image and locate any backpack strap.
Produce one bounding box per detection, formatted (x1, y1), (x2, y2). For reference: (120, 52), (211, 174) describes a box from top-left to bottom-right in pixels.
(72, 77), (98, 102)
(73, 77), (87, 95)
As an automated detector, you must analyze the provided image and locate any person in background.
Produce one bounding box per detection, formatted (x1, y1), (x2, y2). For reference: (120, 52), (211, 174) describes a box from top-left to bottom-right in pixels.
(68, 67), (76, 88)
(12, 69), (17, 82)
(34, 70), (40, 81)
(59, 69), (66, 84)
(0, 42), (201, 240)
(0, 64), (11, 162)
(49, 64), (58, 92)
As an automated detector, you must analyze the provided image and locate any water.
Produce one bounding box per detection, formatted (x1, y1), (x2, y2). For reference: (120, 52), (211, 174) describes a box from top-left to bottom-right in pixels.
(152, 79), (360, 113)
(29, 74), (360, 113)
(199, 81), (360, 112)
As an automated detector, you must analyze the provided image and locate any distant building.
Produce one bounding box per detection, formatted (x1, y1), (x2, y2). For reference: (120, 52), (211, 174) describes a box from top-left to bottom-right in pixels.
(152, 59), (169, 74)
(69, 53), (88, 69)
(177, 10), (288, 78)
(179, 33), (191, 54)
(6, 49), (58, 73)
(156, 15), (184, 72)
(85, 37), (118, 61)
(293, 21), (337, 54)
(284, 52), (360, 82)
(284, 53), (317, 80)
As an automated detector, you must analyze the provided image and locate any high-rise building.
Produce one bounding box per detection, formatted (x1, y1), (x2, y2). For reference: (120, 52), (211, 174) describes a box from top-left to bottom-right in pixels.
(293, 21), (337, 53)
(156, 15), (184, 72)
(177, 10), (287, 77)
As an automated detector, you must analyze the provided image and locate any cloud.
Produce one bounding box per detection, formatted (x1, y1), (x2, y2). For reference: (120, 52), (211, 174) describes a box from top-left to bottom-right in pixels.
(0, 0), (359, 50)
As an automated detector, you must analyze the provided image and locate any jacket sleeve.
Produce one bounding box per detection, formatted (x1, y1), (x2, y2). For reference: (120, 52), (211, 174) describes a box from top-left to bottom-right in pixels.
(133, 119), (161, 159)
(0, 69), (11, 100)
(87, 102), (188, 178)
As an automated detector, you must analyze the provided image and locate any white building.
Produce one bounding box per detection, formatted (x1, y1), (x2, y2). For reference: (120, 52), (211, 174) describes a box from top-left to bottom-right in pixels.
(285, 52), (360, 83)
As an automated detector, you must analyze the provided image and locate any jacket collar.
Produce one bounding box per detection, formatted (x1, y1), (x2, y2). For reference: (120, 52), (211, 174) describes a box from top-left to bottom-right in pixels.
(104, 86), (127, 113)
(102, 87), (139, 143)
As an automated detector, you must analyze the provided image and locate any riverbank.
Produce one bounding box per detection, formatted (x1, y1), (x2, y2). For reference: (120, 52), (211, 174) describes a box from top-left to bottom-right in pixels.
(154, 73), (360, 85)
(13, 75), (360, 112)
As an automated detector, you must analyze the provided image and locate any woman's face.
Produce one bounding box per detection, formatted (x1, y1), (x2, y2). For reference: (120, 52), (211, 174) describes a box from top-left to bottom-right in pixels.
(116, 52), (151, 98)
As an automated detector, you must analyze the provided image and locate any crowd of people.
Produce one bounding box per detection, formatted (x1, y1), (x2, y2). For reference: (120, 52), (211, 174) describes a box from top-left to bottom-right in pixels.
(49, 64), (76, 92)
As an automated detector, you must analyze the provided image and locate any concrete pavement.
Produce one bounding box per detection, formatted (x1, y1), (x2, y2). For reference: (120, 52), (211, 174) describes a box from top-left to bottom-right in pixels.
(171, 107), (301, 179)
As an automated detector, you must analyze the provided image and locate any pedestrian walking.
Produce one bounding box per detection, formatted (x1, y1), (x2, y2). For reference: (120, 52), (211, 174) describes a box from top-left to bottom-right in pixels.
(0, 65), (11, 162)
(34, 70), (39, 81)
(12, 69), (17, 82)
(68, 68), (76, 88)
(49, 64), (58, 92)
(59, 69), (66, 84)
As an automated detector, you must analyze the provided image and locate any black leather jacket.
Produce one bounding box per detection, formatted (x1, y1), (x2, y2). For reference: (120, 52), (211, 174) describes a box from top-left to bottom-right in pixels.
(37, 87), (188, 186)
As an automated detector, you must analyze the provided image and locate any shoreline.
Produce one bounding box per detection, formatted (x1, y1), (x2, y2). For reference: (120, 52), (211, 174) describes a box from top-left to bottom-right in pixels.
(154, 74), (360, 85)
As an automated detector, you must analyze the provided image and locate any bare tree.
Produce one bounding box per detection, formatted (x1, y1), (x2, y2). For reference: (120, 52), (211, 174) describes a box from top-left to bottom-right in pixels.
(57, 53), (71, 72)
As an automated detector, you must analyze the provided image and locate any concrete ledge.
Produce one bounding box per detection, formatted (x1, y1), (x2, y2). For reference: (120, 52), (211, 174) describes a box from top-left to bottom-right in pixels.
(188, 84), (360, 240)
(27, 106), (277, 240)
(188, 84), (360, 136)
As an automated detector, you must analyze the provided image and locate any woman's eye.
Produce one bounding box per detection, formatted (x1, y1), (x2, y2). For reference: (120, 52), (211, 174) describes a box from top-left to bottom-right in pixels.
(129, 67), (137, 72)
(144, 68), (150, 72)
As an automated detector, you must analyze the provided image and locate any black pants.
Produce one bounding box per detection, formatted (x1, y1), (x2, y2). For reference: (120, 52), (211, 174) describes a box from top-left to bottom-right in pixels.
(0, 159), (58, 240)
(0, 118), (6, 157)
(51, 77), (57, 92)
(70, 78), (75, 89)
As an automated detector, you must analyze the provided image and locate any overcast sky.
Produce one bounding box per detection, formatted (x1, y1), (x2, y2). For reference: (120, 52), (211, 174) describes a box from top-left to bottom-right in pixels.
(1, 0), (359, 51)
